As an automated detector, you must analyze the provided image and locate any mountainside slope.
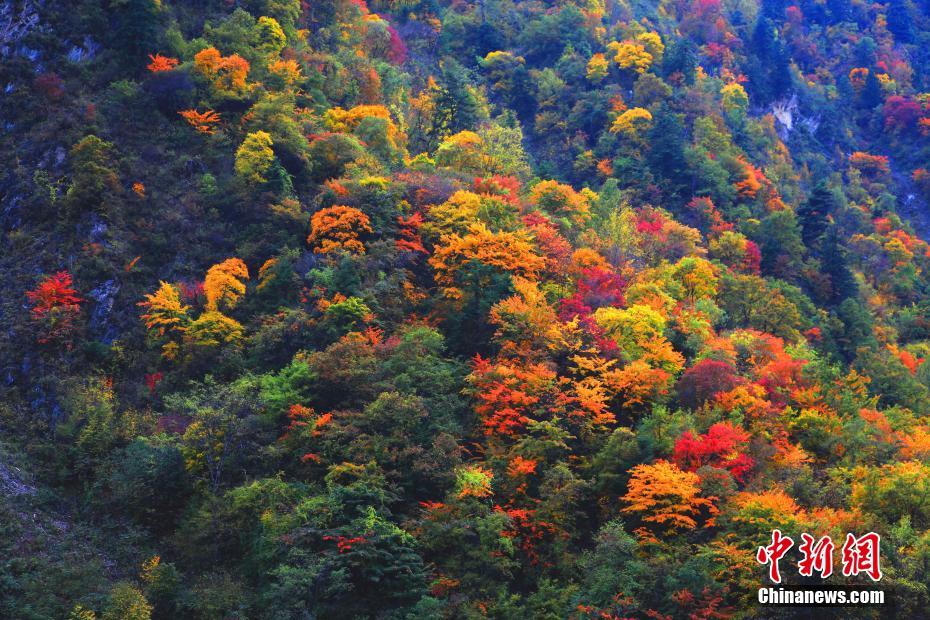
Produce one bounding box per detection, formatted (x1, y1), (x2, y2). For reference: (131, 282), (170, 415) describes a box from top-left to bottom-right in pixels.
(3, 0), (930, 617)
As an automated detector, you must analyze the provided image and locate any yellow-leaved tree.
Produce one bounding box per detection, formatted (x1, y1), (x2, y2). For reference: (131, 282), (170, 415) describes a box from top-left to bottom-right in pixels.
(138, 281), (190, 335)
(586, 53), (609, 82)
(185, 310), (246, 348)
(139, 259), (249, 358)
(607, 41), (653, 74)
(138, 281), (191, 359)
(721, 82), (749, 122)
(235, 131), (275, 185)
(204, 258), (250, 312)
(594, 304), (666, 359)
(530, 180), (595, 227)
(189, 258), (248, 349)
(435, 130), (485, 171)
(610, 107), (653, 140)
(489, 277), (562, 358)
(636, 32), (665, 63)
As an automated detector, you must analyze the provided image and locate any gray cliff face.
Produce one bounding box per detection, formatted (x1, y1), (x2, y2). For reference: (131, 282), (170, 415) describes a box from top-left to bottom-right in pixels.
(88, 279), (121, 344)
(0, 1), (40, 57)
(893, 166), (930, 242)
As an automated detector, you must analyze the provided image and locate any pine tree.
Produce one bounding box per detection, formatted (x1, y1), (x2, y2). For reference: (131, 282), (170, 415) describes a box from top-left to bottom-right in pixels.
(862, 70), (884, 109)
(796, 181), (835, 248)
(433, 59), (484, 142)
(821, 226), (858, 304)
(647, 105), (690, 201)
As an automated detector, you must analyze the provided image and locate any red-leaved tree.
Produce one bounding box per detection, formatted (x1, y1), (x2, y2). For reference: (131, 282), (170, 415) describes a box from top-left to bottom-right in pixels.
(676, 359), (744, 410)
(673, 422), (754, 481)
(26, 271), (83, 345)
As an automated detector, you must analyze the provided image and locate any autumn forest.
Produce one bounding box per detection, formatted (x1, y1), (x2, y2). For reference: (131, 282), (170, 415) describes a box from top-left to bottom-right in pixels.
(3, 0), (930, 617)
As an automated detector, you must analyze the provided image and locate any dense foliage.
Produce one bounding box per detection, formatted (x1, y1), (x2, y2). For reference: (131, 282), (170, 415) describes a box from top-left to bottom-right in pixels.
(4, 0), (930, 617)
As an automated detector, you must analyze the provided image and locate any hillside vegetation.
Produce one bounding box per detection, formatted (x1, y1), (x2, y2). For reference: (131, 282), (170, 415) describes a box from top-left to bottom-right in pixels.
(4, 0), (930, 617)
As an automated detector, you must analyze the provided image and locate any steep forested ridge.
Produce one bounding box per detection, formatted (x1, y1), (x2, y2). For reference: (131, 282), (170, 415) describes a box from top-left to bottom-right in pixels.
(4, 0), (930, 617)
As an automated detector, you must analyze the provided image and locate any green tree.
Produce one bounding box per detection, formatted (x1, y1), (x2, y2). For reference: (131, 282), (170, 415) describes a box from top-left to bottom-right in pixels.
(861, 69), (884, 109)
(110, 0), (161, 69)
(102, 582), (152, 620)
(758, 208), (805, 279)
(106, 438), (192, 532)
(662, 38), (697, 84)
(575, 520), (648, 609)
(855, 348), (930, 414)
(64, 136), (119, 215)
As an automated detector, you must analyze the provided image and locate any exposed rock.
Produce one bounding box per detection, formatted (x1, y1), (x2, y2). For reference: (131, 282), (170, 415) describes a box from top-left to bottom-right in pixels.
(66, 35), (98, 63)
(0, 1), (39, 56)
(771, 95), (798, 139)
(771, 95), (822, 142)
(88, 213), (108, 243)
(0, 457), (35, 497)
(89, 278), (121, 343)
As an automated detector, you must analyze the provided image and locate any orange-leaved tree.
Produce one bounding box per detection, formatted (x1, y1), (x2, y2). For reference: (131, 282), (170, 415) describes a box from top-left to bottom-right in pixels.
(429, 223), (545, 298)
(466, 354), (559, 438)
(193, 47), (250, 97)
(622, 460), (716, 538)
(605, 359), (673, 409)
(308, 205), (373, 255)
(147, 53), (179, 72)
(178, 109), (221, 134)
